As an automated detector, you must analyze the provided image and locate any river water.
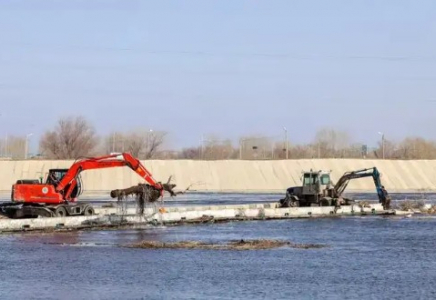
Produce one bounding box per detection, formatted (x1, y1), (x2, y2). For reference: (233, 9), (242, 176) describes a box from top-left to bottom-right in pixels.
(1, 193), (436, 299)
(83, 190), (436, 207)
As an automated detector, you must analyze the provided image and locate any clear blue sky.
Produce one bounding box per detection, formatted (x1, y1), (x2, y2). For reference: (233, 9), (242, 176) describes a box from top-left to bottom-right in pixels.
(1, 0), (436, 152)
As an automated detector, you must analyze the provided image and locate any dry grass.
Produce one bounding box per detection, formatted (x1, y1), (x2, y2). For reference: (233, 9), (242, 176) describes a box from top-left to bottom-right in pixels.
(126, 239), (327, 251)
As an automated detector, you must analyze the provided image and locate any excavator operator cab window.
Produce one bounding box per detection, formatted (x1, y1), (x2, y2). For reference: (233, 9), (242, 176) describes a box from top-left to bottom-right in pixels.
(303, 173), (316, 186)
(320, 174), (330, 185)
(46, 169), (68, 186)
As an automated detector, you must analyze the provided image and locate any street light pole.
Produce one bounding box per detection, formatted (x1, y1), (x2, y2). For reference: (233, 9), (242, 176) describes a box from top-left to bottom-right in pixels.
(271, 142), (274, 159)
(378, 132), (385, 159)
(201, 134), (204, 159)
(5, 135), (8, 158)
(283, 127), (288, 159)
(25, 133), (33, 159)
(239, 139), (243, 159)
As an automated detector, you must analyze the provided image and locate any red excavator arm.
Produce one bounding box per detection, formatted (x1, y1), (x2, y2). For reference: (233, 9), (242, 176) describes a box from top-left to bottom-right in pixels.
(57, 152), (163, 201)
(11, 152), (163, 205)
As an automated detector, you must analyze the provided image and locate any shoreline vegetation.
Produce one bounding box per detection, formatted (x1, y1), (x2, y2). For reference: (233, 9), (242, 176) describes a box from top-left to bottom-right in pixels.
(125, 239), (329, 251)
(5, 115), (436, 161)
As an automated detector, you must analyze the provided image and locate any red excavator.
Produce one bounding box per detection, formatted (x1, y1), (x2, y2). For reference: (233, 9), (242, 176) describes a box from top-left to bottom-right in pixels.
(0, 152), (164, 219)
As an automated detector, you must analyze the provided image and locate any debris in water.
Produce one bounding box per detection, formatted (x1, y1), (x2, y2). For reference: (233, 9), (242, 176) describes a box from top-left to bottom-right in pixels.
(358, 201), (372, 208)
(426, 205), (436, 214)
(125, 239), (328, 250)
(390, 199), (436, 215)
(396, 199), (426, 212)
(110, 176), (192, 214)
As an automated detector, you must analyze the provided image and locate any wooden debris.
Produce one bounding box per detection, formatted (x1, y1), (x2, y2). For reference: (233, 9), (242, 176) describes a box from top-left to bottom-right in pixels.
(109, 176), (192, 214)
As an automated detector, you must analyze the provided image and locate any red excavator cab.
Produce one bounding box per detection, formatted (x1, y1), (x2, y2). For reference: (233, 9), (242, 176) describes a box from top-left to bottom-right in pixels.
(11, 169), (82, 204)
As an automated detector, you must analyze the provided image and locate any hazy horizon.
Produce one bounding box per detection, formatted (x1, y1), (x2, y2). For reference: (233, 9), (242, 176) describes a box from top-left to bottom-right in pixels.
(1, 0), (436, 153)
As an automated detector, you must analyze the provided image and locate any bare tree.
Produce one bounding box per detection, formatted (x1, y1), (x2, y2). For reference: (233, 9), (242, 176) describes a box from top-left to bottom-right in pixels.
(154, 150), (179, 159)
(146, 130), (167, 159)
(35, 120), (436, 161)
(373, 138), (397, 159)
(179, 147), (201, 159)
(0, 136), (26, 159)
(103, 131), (126, 153)
(314, 128), (351, 158)
(201, 135), (237, 160)
(239, 135), (274, 159)
(397, 137), (436, 159)
(121, 129), (166, 159)
(39, 116), (99, 159)
(273, 141), (296, 159)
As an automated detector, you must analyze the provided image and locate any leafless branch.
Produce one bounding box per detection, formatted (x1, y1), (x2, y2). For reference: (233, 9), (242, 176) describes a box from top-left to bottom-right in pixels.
(39, 116), (99, 159)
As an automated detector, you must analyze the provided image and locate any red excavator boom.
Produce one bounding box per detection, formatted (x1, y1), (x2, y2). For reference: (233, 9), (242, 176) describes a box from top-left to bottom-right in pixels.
(3, 153), (163, 218)
(54, 152), (163, 202)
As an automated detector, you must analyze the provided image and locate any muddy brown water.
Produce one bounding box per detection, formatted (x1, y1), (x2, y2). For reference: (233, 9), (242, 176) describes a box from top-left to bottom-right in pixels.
(1, 193), (436, 299)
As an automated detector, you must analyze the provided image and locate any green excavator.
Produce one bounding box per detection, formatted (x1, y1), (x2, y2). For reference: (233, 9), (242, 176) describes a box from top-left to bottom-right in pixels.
(279, 167), (391, 210)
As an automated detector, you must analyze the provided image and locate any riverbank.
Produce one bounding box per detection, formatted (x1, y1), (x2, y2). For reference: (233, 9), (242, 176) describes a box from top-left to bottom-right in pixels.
(1, 158), (436, 194)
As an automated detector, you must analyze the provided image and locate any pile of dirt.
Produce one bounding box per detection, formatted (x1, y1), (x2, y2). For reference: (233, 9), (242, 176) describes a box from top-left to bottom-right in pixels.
(125, 239), (328, 250)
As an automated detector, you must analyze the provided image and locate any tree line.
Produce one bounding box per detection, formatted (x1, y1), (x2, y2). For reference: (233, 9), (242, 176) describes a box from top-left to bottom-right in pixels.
(3, 116), (436, 160)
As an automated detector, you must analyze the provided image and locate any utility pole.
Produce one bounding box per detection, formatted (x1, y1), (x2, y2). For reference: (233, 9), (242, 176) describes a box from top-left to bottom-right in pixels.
(378, 132), (385, 159)
(239, 139), (242, 159)
(25, 133), (33, 159)
(271, 142), (274, 159)
(147, 129), (153, 158)
(239, 139), (244, 159)
(200, 135), (204, 159)
(413, 141), (416, 158)
(283, 127), (288, 159)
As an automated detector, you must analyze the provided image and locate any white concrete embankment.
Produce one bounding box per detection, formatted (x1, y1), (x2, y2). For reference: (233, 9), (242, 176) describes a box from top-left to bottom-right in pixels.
(0, 159), (435, 194)
(0, 202), (401, 233)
